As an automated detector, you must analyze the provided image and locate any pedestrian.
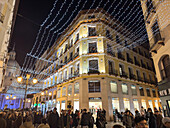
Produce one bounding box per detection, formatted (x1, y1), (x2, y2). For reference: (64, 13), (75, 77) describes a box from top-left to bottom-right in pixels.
(19, 116), (34, 128)
(162, 117), (170, 128)
(72, 110), (80, 128)
(135, 110), (140, 118)
(146, 108), (157, 128)
(80, 109), (90, 128)
(112, 124), (125, 128)
(140, 106), (145, 117)
(123, 110), (133, 128)
(154, 110), (163, 128)
(38, 118), (50, 128)
(135, 116), (148, 128)
(13, 112), (23, 128)
(0, 112), (7, 128)
(88, 112), (94, 128)
(48, 107), (59, 128)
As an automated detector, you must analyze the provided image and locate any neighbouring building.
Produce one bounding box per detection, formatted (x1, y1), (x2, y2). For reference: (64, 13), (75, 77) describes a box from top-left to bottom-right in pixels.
(0, 0), (19, 92)
(140, 0), (170, 116)
(33, 9), (161, 120)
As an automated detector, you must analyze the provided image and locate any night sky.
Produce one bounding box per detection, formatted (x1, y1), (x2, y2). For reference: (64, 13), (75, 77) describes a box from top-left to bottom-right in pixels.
(10, 0), (147, 67)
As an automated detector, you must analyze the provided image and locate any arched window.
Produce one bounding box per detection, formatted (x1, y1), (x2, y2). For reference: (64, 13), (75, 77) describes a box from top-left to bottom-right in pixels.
(68, 85), (72, 95)
(160, 55), (170, 80)
(62, 87), (66, 96)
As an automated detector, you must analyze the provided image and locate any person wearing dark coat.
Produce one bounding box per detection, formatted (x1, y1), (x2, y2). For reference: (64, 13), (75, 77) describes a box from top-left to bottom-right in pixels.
(154, 110), (163, 128)
(80, 109), (90, 127)
(48, 107), (59, 128)
(123, 110), (133, 128)
(73, 110), (80, 128)
(14, 113), (23, 128)
(146, 108), (157, 128)
(0, 112), (7, 128)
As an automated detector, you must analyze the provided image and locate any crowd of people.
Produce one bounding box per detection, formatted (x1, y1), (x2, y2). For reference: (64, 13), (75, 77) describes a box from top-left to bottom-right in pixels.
(0, 107), (170, 128)
(113, 106), (170, 128)
(0, 108), (107, 128)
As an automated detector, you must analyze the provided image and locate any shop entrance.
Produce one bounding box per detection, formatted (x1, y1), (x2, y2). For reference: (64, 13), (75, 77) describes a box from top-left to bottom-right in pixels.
(89, 98), (102, 119)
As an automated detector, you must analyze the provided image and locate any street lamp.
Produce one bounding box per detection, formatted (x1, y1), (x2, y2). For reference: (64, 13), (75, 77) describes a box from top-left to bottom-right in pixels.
(17, 74), (38, 109)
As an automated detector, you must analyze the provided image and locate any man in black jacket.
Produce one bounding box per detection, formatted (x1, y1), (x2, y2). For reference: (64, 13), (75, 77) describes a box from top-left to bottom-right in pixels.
(80, 109), (90, 128)
(48, 107), (59, 128)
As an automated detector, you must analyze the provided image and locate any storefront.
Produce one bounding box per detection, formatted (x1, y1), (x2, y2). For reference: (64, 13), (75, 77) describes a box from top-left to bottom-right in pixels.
(89, 97), (102, 116)
(112, 98), (120, 112)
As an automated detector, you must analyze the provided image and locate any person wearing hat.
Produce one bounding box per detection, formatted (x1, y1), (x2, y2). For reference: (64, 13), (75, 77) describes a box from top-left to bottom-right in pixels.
(154, 110), (163, 128)
(135, 116), (148, 128)
(162, 117), (170, 128)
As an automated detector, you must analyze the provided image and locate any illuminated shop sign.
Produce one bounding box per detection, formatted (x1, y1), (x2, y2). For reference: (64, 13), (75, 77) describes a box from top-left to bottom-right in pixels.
(159, 88), (170, 97)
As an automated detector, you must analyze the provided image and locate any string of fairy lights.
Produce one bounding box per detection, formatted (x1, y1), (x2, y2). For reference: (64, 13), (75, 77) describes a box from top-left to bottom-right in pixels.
(15, 0), (169, 92)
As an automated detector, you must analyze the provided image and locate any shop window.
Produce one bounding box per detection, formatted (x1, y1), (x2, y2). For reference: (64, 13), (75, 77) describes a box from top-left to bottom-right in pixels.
(112, 98), (120, 112)
(154, 100), (159, 110)
(123, 98), (130, 110)
(88, 80), (100, 93)
(139, 87), (145, 96)
(141, 99), (147, 109)
(133, 99), (139, 111)
(148, 100), (154, 111)
(146, 88), (151, 97)
(62, 87), (66, 96)
(61, 100), (66, 110)
(74, 82), (79, 94)
(131, 85), (137, 95)
(110, 81), (117, 93)
(152, 89), (156, 97)
(89, 42), (97, 53)
(122, 83), (128, 94)
(68, 85), (72, 95)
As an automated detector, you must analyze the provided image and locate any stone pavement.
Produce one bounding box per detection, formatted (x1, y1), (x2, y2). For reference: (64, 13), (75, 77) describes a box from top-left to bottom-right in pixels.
(94, 121), (124, 128)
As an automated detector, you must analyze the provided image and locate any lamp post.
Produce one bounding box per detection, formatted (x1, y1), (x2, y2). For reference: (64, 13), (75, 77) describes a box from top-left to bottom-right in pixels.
(17, 74), (38, 109)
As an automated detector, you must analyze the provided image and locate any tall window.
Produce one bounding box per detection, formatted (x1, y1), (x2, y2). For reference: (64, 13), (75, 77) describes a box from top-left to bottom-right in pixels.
(62, 87), (66, 96)
(143, 73), (146, 81)
(146, 0), (154, 16)
(69, 67), (73, 77)
(119, 64), (124, 75)
(89, 42), (97, 53)
(88, 80), (100, 93)
(88, 27), (96, 36)
(151, 20), (162, 44)
(139, 87), (145, 96)
(128, 67), (133, 77)
(161, 55), (170, 79)
(136, 70), (140, 80)
(75, 33), (79, 43)
(74, 83), (79, 94)
(70, 39), (73, 47)
(89, 60), (98, 72)
(122, 83), (128, 94)
(131, 85), (137, 95)
(57, 89), (61, 98)
(108, 61), (114, 74)
(146, 88), (151, 97)
(68, 85), (72, 95)
(64, 70), (67, 80)
(152, 89), (156, 97)
(110, 81), (117, 93)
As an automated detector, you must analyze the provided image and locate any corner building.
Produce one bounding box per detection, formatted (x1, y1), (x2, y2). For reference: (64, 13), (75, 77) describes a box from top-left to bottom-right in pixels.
(140, 0), (170, 116)
(33, 9), (161, 120)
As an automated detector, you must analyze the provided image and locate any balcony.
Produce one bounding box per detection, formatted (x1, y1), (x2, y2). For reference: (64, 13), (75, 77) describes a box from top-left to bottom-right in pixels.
(127, 58), (133, 64)
(109, 69), (118, 76)
(142, 64), (146, 69)
(67, 57), (73, 63)
(137, 76), (143, 82)
(0, 12), (4, 23)
(107, 51), (115, 57)
(129, 74), (136, 80)
(135, 60), (140, 66)
(118, 53), (125, 61)
(73, 52), (79, 59)
(88, 69), (100, 75)
(120, 71), (128, 78)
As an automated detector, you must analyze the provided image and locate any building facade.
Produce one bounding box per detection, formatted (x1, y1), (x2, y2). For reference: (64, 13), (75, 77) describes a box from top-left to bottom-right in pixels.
(33, 9), (161, 120)
(0, 0), (17, 91)
(140, 0), (170, 116)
